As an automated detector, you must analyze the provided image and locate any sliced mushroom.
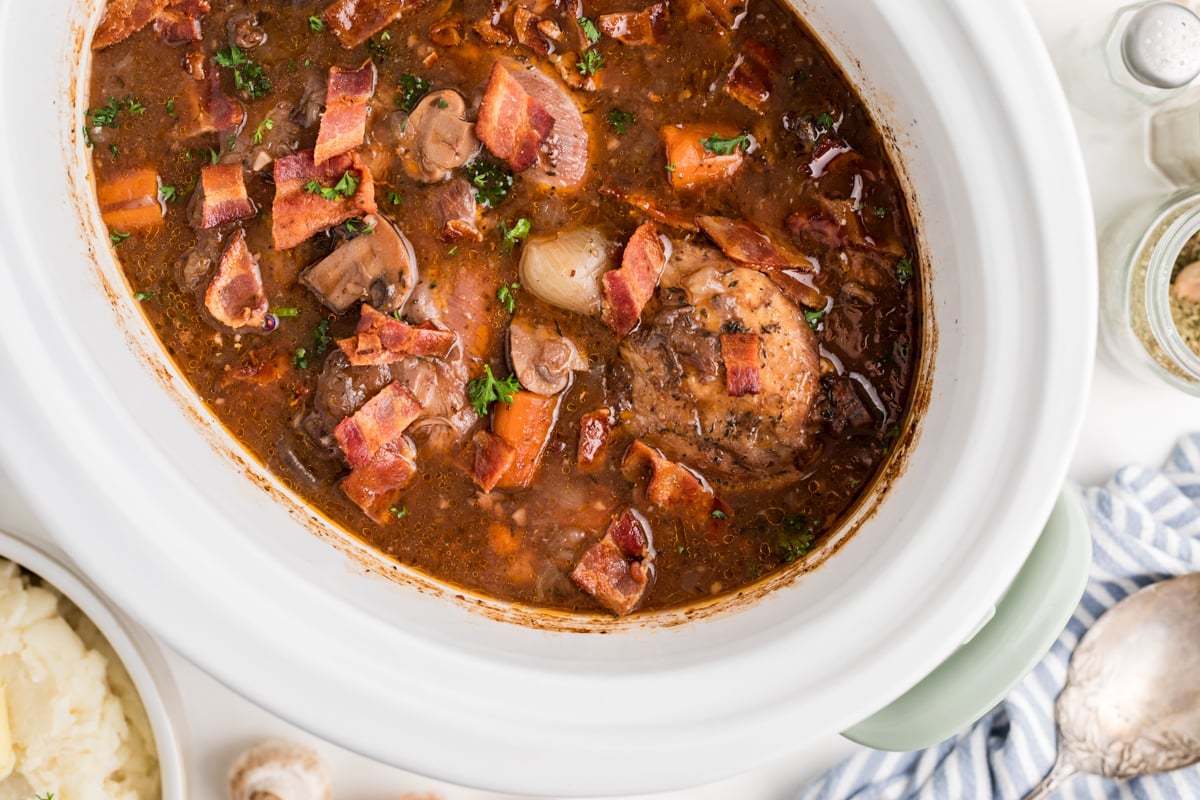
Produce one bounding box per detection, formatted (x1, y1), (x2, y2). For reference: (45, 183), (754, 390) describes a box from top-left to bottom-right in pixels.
(300, 215), (417, 313)
(508, 317), (588, 395)
(229, 740), (331, 800)
(397, 89), (479, 183)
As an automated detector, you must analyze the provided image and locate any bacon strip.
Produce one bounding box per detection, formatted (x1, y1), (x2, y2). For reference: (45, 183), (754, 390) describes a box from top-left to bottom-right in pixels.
(622, 440), (721, 523)
(720, 333), (762, 397)
(152, 0), (210, 44)
(470, 430), (517, 493)
(602, 222), (666, 338)
(336, 305), (457, 366)
(434, 178), (482, 242)
(476, 62), (556, 173)
(341, 440), (419, 524)
(696, 215), (811, 270)
(180, 62), (245, 137)
(577, 409), (612, 472)
(571, 509), (655, 616)
(199, 163), (253, 229)
(597, 3), (668, 45)
(599, 185), (699, 232)
(271, 149), (377, 250)
(314, 61), (378, 166)
(93, 0), (167, 49)
(323, 0), (427, 48)
(334, 382), (424, 469)
(204, 229), (268, 330)
(98, 168), (163, 232)
(723, 39), (782, 114)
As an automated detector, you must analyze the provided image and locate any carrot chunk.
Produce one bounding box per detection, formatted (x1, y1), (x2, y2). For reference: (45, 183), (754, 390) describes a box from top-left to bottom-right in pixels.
(98, 168), (163, 232)
(660, 123), (746, 191)
(491, 390), (560, 489)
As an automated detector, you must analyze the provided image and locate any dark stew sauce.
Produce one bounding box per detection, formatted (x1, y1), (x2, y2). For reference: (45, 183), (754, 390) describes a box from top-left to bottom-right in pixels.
(86, 0), (920, 615)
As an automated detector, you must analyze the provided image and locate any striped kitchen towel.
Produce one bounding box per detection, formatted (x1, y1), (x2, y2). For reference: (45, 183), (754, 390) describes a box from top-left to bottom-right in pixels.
(799, 434), (1200, 800)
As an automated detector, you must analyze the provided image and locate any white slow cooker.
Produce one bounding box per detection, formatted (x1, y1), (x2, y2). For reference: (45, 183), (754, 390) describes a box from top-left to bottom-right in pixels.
(0, 0), (1095, 795)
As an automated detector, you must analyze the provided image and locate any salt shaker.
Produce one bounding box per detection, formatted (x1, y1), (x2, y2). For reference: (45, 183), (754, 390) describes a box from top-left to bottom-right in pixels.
(1056, 1), (1200, 122)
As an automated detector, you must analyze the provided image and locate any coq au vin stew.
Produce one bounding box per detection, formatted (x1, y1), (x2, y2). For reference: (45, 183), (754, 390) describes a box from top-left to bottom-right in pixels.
(86, 0), (920, 615)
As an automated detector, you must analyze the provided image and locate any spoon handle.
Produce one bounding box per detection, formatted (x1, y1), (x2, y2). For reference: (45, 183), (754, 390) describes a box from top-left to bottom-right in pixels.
(1023, 755), (1078, 800)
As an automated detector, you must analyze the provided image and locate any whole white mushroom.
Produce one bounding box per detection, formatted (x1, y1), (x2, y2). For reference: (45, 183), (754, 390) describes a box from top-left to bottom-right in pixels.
(229, 741), (332, 800)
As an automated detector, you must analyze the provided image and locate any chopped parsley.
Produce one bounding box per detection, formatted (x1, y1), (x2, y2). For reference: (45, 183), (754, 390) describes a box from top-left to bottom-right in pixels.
(803, 307), (826, 330)
(448, 246), (458, 255)
(215, 44), (272, 100)
(389, 505), (409, 519)
(272, 306), (300, 317)
(577, 49), (605, 77)
(304, 171), (359, 201)
(700, 131), (751, 155)
(386, 190), (403, 205)
(895, 256), (913, 284)
(87, 95), (146, 128)
(158, 184), (177, 203)
(437, 98), (449, 109)
(497, 282), (520, 313)
(165, 98), (176, 116)
(606, 108), (635, 135)
(312, 319), (332, 354)
(777, 515), (816, 563)
(873, 206), (888, 219)
(208, 147), (220, 165)
(132, 291), (156, 301)
(109, 144), (120, 159)
(711, 509), (728, 519)
(465, 159), (513, 208)
(499, 218), (531, 252)
(815, 111), (836, 131)
(293, 347), (309, 370)
(308, 15), (325, 32)
(253, 117), (274, 145)
(665, 163), (676, 173)
(466, 365), (521, 416)
(578, 16), (601, 44)
(397, 73), (432, 111)
(367, 32), (391, 57)
(110, 231), (131, 246)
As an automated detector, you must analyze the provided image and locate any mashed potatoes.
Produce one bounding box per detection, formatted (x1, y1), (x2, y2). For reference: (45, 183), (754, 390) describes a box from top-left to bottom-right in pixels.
(0, 560), (159, 800)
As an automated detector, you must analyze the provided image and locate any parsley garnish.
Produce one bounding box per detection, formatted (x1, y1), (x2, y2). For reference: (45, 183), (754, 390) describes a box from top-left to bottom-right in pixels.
(397, 73), (431, 111)
(895, 256), (913, 284)
(577, 49), (605, 77)
(466, 365), (520, 416)
(436, 98), (449, 109)
(109, 144), (120, 160)
(815, 111), (836, 131)
(873, 206), (888, 219)
(87, 95), (146, 128)
(312, 319), (332, 354)
(499, 218), (531, 253)
(158, 185), (177, 203)
(606, 108), (635, 135)
(386, 190), (403, 205)
(216, 44), (272, 100)
(367, 32), (391, 57)
(803, 307), (825, 329)
(700, 132), (751, 155)
(253, 117), (274, 145)
(711, 509), (728, 519)
(665, 163), (675, 173)
(209, 147), (220, 165)
(304, 171), (359, 201)
(778, 515), (816, 563)
(497, 282), (520, 313)
(133, 291), (156, 301)
(465, 159), (513, 208)
(35, 793), (55, 800)
(308, 15), (325, 32)
(165, 98), (175, 116)
(110, 231), (131, 246)
(448, 246), (458, 255)
(578, 16), (601, 44)
(389, 505), (409, 519)
(293, 347), (308, 370)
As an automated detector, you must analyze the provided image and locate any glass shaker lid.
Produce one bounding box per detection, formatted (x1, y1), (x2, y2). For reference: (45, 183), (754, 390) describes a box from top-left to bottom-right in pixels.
(1122, 2), (1200, 89)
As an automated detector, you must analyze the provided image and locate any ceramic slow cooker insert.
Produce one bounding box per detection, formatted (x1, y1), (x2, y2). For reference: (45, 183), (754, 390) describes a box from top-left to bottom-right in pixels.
(0, 0), (1094, 794)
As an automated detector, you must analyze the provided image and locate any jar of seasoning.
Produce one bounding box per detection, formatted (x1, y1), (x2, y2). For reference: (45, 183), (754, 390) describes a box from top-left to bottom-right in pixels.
(1057, 1), (1200, 122)
(1101, 190), (1200, 394)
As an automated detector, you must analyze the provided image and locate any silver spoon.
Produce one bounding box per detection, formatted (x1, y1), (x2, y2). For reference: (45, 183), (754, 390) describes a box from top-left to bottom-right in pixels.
(1024, 572), (1200, 799)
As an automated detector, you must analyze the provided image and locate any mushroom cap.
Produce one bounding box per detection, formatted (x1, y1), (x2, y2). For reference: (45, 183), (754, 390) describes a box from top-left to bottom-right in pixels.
(229, 740), (332, 800)
(507, 317), (587, 395)
(398, 89), (479, 183)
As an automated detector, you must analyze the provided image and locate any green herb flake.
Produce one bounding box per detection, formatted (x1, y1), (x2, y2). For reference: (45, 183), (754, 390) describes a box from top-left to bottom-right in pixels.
(308, 15), (325, 32)
(815, 111), (836, 131)
(606, 108), (635, 135)
(311, 319), (332, 355)
(109, 144), (120, 160)
(437, 98), (449, 109)
(165, 98), (175, 116)
(305, 171), (359, 202)
(465, 159), (514, 208)
(293, 347), (308, 370)
(110, 231), (131, 246)
(386, 190), (403, 205)
(390, 505), (409, 519)
(665, 162), (676, 174)
(209, 148), (220, 165)
(578, 16), (601, 44)
(777, 515), (816, 563)
(711, 509), (728, 519)
(133, 291), (156, 301)
(499, 218), (531, 253)
(87, 95), (146, 128)
(397, 73), (432, 111)
(216, 44), (272, 100)
(448, 246), (458, 256)
(700, 131), (751, 155)
(497, 282), (520, 313)
(872, 206), (888, 219)
(272, 307), (301, 317)
(577, 49), (605, 77)
(803, 307), (825, 330)
(895, 256), (913, 285)
(466, 364), (521, 416)
(253, 117), (274, 145)
(158, 184), (177, 203)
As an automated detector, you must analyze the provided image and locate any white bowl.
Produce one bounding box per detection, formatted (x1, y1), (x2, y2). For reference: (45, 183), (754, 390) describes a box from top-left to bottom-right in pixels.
(0, 0), (1095, 795)
(0, 530), (185, 798)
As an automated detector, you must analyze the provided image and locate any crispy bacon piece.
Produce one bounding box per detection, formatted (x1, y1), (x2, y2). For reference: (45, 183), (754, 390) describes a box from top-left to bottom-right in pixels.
(723, 38), (782, 114)
(571, 510), (655, 616)
(622, 440), (721, 523)
(323, 0), (427, 48)
(219, 349), (290, 388)
(336, 305), (458, 366)
(180, 61), (245, 137)
(602, 223), (666, 338)
(699, 0), (745, 27)
(152, 0), (209, 44)
(334, 382), (424, 469)
(785, 210), (846, 250)
(271, 149), (377, 250)
(660, 123), (745, 191)
(434, 178), (482, 242)
(470, 430), (517, 493)
(204, 229), (268, 330)
(577, 409), (612, 472)
(720, 333), (762, 397)
(314, 61), (378, 166)
(198, 163), (253, 229)
(342, 440), (419, 524)
(696, 215), (810, 270)
(98, 168), (163, 232)
(599, 185), (699, 232)
(597, 3), (668, 45)
(476, 63), (556, 173)
(92, 0), (167, 49)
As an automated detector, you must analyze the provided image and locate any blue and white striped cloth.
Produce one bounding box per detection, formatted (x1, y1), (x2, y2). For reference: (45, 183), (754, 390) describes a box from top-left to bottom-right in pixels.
(800, 434), (1200, 800)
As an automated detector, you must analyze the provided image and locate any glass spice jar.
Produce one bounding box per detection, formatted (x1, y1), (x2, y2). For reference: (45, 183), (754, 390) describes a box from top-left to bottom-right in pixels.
(1101, 190), (1200, 394)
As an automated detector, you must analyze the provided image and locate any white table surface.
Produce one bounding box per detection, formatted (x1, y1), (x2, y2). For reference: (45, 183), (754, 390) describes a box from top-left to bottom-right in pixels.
(7, 0), (1200, 797)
